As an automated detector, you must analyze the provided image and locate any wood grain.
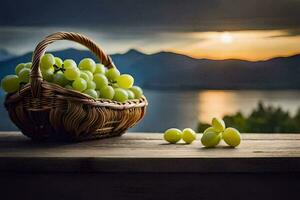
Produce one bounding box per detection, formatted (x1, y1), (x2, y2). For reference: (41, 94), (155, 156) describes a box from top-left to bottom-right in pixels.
(0, 132), (299, 200)
(0, 132), (299, 173)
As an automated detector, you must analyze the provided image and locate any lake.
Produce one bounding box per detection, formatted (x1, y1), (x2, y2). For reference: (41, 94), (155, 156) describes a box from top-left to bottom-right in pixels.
(130, 90), (300, 132)
(1, 90), (300, 132)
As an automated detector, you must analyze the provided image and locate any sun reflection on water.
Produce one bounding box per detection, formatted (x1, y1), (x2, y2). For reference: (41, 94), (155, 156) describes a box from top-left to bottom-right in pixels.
(198, 90), (240, 123)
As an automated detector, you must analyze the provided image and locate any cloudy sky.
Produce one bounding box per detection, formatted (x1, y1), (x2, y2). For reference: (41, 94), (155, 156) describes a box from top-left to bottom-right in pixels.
(1, 0), (300, 60)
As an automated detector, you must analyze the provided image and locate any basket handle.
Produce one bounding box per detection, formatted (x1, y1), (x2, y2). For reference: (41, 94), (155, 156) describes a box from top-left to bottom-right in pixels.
(30, 31), (116, 98)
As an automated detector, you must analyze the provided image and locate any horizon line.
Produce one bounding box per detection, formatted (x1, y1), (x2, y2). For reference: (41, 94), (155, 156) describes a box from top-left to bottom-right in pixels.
(3, 47), (300, 63)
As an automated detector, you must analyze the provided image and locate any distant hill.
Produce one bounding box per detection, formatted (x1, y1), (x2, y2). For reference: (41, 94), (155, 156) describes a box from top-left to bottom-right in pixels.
(0, 49), (14, 61)
(1, 48), (300, 89)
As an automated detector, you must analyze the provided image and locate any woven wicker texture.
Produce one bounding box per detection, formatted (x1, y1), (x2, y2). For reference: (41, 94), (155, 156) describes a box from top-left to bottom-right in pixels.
(4, 32), (148, 141)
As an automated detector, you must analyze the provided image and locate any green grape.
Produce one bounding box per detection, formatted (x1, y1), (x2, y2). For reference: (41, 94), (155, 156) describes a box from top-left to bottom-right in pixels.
(130, 86), (143, 99)
(116, 74), (134, 89)
(94, 63), (106, 74)
(222, 127), (241, 147)
(41, 67), (54, 82)
(65, 85), (73, 90)
(79, 58), (96, 73)
(96, 90), (100, 98)
(25, 62), (32, 69)
(212, 117), (225, 132)
(15, 63), (25, 75)
(40, 53), (55, 70)
(204, 127), (217, 133)
(84, 89), (98, 99)
(53, 73), (69, 87)
(164, 128), (182, 144)
(201, 127), (222, 147)
(1, 75), (20, 93)
(80, 71), (90, 81)
(86, 80), (96, 89)
(18, 68), (30, 83)
(82, 70), (93, 80)
(126, 89), (135, 99)
(63, 59), (77, 69)
(182, 128), (197, 144)
(72, 78), (87, 92)
(113, 88), (128, 102)
(93, 73), (108, 89)
(64, 67), (80, 80)
(99, 85), (114, 100)
(55, 57), (63, 68)
(105, 67), (120, 81)
(111, 83), (119, 88)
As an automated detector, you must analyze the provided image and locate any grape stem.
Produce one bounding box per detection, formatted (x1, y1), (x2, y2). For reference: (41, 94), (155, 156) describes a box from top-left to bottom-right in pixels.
(53, 64), (65, 74)
(108, 81), (117, 86)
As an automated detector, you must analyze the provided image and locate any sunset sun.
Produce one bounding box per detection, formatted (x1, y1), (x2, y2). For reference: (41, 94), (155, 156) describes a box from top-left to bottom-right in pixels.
(220, 32), (233, 44)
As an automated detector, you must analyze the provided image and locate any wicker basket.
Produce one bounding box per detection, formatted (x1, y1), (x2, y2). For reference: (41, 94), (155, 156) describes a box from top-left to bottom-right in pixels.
(4, 32), (148, 141)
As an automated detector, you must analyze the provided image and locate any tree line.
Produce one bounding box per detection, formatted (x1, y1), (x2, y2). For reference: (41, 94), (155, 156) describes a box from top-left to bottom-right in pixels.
(197, 102), (300, 133)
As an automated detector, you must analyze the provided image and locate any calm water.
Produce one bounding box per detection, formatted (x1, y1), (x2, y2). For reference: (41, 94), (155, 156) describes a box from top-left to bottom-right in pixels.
(1, 90), (300, 132)
(130, 90), (300, 132)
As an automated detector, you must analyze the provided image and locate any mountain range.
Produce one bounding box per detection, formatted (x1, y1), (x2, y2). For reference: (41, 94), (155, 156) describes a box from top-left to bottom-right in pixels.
(0, 49), (14, 61)
(0, 48), (300, 89)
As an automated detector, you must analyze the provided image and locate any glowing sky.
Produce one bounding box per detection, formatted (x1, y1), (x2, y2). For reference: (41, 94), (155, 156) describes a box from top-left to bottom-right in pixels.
(1, 27), (300, 61)
(1, 0), (300, 61)
(168, 30), (300, 61)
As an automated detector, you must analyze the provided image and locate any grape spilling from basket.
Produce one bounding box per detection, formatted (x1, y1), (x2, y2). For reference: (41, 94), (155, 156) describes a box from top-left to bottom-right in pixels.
(1, 54), (143, 102)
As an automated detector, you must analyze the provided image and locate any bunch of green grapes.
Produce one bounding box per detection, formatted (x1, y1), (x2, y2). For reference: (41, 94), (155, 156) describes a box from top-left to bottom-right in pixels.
(163, 118), (241, 148)
(1, 54), (144, 102)
(0, 62), (32, 93)
(201, 118), (241, 148)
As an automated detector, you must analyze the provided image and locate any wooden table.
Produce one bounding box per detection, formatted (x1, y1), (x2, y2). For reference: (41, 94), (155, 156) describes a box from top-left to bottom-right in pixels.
(0, 132), (299, 200)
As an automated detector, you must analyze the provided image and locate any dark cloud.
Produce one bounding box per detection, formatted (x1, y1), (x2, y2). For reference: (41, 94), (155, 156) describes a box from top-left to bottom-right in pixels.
(1, 0), (300, 32)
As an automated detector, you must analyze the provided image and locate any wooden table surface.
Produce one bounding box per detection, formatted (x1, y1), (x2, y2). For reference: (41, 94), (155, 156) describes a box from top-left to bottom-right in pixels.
(0, 132), (299, 200)
(0, 132), (299, 173)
